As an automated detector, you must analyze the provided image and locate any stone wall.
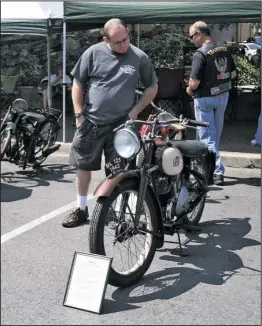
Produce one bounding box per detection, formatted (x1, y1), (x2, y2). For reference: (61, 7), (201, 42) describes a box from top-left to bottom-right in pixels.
(0, 29), (102, 87)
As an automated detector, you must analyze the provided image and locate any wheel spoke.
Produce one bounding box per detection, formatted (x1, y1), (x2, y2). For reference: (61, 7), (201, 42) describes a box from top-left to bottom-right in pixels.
(102, 190), (153, 275)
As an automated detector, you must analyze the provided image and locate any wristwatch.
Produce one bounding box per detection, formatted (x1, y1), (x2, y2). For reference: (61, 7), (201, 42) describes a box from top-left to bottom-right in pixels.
(74, 112), (84, 118)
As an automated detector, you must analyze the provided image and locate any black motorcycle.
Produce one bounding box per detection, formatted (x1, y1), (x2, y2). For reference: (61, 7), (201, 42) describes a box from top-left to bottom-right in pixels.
(1, 98), (61, 169)
(89, 114), (216, 288)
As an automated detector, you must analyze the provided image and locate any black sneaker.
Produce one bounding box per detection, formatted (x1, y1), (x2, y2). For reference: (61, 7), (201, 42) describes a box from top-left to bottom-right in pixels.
(213, 174), (224, 185)
(62, 207), (89, 228)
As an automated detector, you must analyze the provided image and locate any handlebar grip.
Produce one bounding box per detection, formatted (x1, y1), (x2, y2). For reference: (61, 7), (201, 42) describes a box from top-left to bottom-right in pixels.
(188, 119), (209, 127)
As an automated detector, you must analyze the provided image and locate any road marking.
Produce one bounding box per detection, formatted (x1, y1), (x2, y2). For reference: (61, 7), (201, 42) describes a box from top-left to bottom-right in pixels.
(1, 195), (96, 244)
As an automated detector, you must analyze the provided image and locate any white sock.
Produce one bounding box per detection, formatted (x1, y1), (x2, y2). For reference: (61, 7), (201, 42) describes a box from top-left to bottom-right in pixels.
(77, 195), (87, 211)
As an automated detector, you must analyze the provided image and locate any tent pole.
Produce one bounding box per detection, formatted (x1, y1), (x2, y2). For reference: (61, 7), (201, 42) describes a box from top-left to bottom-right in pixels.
(137, 24), (140, 47)
(62, 19), (67, 143)
(47, 34), (52, 107)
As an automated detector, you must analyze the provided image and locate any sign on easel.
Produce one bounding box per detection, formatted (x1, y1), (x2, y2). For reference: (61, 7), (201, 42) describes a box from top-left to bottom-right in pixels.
(63, 252), (112, 314)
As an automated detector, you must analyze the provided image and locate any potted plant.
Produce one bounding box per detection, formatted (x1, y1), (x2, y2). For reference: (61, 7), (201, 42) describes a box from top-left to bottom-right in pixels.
(139, 25), (191, 98)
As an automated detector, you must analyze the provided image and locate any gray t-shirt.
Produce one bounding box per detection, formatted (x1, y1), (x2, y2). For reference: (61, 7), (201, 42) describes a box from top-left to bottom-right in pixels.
(71, 42), (158, 125)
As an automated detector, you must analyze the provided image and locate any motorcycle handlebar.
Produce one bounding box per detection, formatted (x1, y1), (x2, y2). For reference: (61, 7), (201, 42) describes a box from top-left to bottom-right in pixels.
(187, 119), (209, 127)
(113, 118), (181, 133)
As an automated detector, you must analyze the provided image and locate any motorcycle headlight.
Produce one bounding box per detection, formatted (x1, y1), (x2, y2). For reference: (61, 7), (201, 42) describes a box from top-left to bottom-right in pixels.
(114, 127), (141, 159)
(12, 98), (28, 113)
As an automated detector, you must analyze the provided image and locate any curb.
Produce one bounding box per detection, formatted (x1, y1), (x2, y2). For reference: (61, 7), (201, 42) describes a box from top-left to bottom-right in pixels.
(220, 151), (261, 169)
(55, 142), (261, 169)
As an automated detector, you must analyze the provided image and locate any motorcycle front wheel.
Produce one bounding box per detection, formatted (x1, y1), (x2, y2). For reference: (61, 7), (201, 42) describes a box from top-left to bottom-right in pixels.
(89, 179), (159, 288)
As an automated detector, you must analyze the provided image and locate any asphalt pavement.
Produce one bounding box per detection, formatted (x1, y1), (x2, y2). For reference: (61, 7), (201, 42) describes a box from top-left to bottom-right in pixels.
(1, 155), (261, 325)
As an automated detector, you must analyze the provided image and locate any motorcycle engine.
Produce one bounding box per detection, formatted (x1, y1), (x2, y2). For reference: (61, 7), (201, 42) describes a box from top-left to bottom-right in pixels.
(155, 171), (173, 195)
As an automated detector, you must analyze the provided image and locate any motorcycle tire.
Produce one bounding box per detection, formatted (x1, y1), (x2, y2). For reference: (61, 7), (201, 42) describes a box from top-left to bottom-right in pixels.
(0, 128), (11, 160)
(89, 179), (159, 288)
(183, 157), (207, 225)
(33, 119), (59, 165)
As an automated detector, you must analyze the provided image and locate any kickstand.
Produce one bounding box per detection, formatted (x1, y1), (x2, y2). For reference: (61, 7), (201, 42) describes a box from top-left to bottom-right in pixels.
(175, 229), (188, 257)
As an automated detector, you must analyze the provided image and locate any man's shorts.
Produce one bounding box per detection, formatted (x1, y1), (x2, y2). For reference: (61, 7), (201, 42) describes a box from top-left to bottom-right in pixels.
(69, 115), (128, 172)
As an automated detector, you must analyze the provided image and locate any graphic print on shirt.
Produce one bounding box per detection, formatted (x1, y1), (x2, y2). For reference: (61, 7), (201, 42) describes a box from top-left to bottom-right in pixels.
(121, 65), (136, 75)
(214, 57), (230, 80)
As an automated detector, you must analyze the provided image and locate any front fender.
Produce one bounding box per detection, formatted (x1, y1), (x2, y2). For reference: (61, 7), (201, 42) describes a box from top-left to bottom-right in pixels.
(94, 170), (139, 197)
(93, 170), (164, 248)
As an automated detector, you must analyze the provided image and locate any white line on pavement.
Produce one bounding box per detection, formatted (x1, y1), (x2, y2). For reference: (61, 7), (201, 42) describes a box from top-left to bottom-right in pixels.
(1, 195), (96, 244)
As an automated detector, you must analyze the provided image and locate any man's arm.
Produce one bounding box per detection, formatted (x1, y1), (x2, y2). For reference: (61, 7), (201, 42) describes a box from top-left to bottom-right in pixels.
(70, 49), (90, 126)
(72, 79), (85, 127)
(72, 79), (85, 114)
(129, 54), (159, 120)
(129, 83), (158, 120)
(187, 51), (205, 96)
(187, 77), (200, 96)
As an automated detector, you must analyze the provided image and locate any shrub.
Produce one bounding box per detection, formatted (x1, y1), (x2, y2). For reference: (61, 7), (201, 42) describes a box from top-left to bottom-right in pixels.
(234, 55), (261, 86)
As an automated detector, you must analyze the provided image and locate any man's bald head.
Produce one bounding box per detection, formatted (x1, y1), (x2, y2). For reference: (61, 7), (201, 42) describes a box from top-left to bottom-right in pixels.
(189, 21), (212, 47)
(102, 18), (130, 54)
(190, 21), (211, 37)
(103, 18), (128, 39)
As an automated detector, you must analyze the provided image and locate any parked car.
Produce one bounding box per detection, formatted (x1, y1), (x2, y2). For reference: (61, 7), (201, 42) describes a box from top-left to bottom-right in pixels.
(254, 36), (261, 45)
(239, 42), (261, 61)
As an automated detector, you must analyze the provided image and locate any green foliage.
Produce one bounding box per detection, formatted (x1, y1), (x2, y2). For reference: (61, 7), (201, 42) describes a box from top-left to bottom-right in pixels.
(251, 23), (261, 36)
(234, 55), (261, 86)
(139, 25), (191, 70)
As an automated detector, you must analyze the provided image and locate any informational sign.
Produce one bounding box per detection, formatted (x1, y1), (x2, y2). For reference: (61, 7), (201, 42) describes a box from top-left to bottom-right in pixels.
(63, 252), (112, 314)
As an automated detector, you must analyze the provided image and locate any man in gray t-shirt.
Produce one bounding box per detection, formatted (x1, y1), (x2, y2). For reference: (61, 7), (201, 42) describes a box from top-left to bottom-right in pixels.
(62, 18), (158, 228)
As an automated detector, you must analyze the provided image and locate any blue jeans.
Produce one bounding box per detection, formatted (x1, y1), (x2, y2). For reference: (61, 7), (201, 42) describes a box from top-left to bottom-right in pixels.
(254, 113), (261, 144)
(194, 92), (229, 176)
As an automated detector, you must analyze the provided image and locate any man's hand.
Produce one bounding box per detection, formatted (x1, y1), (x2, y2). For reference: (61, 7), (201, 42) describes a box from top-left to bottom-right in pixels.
(75, 115), (85, 128)
(186, 86), (194, 97)
(128, 108), (139, 120)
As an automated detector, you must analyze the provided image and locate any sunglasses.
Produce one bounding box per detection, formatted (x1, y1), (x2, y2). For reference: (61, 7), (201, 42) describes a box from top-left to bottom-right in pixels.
(109, 36), (130, 46)
(190, 32), (198, 40)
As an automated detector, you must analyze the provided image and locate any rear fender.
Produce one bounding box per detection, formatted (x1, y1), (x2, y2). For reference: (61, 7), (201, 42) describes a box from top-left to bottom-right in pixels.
(93, 170), (164, 248)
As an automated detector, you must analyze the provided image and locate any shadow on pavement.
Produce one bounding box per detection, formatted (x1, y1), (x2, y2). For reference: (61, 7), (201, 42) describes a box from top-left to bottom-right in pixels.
(1, 183), (34, 202)
(1, 164), (76, 202)
(111, 217), (260, 308)
(223, 176), (261, 187)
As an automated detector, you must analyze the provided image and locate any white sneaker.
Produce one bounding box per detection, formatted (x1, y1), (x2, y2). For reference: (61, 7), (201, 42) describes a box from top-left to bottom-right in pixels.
(251, 139), (261, 146)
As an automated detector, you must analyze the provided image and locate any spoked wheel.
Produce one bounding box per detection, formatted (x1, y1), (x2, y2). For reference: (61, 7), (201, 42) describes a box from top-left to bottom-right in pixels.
(0, 128), (11, 160)
(89, 179), (159, 288)
(32, 120), (59, 165)
(183, 158), (207, 225)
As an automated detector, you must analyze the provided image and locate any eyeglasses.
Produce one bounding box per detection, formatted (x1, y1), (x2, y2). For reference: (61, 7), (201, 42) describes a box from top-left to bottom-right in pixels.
(190, 32), (198, 40)
(108, 36), (130, 46)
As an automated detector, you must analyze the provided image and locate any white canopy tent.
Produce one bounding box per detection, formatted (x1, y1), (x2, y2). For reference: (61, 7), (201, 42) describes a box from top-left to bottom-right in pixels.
(1, 1), (63, 20)
(1, 2), (65, 134)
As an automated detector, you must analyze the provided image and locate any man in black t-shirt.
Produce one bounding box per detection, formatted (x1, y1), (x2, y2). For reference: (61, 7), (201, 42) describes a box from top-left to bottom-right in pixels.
(186, 21), (237, 185)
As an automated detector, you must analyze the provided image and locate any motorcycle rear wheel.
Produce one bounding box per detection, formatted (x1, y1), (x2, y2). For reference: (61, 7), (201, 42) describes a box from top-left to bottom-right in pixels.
(89, 179), (159, 288)
(32, 119), (59, 165)
(0, 128), (11, 160)
(183, 157), (207, 225)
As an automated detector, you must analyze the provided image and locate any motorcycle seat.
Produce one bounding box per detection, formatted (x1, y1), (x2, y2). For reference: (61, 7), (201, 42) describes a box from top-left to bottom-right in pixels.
(169, 140), (208, 158)
(23, 112), (47, 123)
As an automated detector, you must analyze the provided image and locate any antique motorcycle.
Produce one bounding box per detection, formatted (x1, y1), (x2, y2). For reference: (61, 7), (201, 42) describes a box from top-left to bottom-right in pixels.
(89, 110), (216, 288)
(1, 98), (61, 169)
